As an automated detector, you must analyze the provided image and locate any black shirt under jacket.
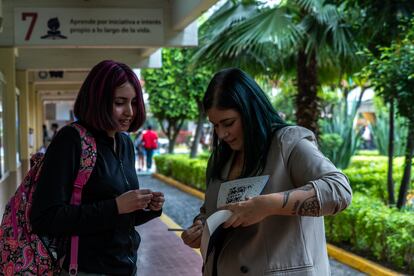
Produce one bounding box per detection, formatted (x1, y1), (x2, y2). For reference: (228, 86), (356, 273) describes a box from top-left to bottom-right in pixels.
(30, 122), (161, 275)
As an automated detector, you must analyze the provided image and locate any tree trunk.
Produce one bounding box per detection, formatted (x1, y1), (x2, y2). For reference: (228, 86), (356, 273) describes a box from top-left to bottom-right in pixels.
(190, 108), (205, 158)
(396, 121), (414, 209)
(160, 118), (184, 154)
(167, 120), (184, 154)
(387, 99), (395, 205)
(295, 49), (319, 136)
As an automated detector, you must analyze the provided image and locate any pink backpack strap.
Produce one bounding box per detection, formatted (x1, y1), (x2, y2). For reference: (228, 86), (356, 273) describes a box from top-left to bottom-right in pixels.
(68, 123), (97, 276)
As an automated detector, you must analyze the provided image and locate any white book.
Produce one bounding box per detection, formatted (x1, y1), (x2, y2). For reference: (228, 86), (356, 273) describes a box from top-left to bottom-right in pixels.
(200, 175), (269, 261)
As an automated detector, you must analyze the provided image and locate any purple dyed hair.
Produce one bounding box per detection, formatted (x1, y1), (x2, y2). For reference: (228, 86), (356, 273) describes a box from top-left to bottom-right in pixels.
(74, 60), (146, 132)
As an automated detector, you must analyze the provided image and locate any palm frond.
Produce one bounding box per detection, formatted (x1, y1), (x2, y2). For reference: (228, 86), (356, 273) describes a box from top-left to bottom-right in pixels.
(298, 2), (358, 58)
(195, 7), (303, 63)
(314, 4), (339, 25)
(201, 1), (258, 40)
(295, 0), (323, 13)
(193, 0), (360, 84)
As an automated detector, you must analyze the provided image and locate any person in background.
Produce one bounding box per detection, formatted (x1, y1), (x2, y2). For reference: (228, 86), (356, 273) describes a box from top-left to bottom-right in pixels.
(50, 123), (59, 141)
(181, 68), (352, 275)
(362, 124), (374, 149)
(30, 60), (165, 275)
(134, 129), (146, 171)
(42, 124), (49, 148)
(142, 125), (158, 171)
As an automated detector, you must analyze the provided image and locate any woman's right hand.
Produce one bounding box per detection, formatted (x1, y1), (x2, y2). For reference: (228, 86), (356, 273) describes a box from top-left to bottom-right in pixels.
(181, 219), (203, 248)
(116, 189), (153, 214)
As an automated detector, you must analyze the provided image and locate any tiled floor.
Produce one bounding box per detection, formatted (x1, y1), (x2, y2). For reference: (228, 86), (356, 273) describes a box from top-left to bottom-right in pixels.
(136, 218), (203, 276)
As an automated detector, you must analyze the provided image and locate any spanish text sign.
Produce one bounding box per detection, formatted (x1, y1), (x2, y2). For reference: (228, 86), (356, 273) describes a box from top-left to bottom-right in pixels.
(14, 8), (164, 46)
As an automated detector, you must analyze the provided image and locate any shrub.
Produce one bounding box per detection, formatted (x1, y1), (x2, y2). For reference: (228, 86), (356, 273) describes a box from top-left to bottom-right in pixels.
(370, 110), (408, 156)
(154, 154), (207, 191)
(319, 133), (343, 162)
(325, 193), (414, 273)
(343, 155), (407, 202)
(319, 98), (362, 169)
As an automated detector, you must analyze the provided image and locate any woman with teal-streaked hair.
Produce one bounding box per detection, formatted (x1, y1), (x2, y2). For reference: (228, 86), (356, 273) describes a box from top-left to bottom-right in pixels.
(182, 68), (352, 276)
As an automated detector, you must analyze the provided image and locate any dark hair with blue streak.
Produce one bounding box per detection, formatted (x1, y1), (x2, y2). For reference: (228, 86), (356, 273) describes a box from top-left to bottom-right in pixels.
(203, 68), (289, 180)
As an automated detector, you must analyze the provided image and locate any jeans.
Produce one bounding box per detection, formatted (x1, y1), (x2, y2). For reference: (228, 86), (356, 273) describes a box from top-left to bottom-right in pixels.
(145, 148), (154, 170)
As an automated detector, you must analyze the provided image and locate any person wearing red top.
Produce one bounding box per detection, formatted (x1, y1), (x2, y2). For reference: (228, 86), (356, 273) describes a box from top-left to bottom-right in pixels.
(142, 125), (158, 170)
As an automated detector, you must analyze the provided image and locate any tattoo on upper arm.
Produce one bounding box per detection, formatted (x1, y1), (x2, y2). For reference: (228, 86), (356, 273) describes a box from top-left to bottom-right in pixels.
(282, 191), (291, 208)
(298, 196), (320, 216)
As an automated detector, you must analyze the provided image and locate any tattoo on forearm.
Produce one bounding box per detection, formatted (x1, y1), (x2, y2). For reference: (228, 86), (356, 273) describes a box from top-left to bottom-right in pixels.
(284, 184), (319, 216)
(298, 196), (320, 216)
(292, 200), (300, 215)
(282, 191), (291, 208)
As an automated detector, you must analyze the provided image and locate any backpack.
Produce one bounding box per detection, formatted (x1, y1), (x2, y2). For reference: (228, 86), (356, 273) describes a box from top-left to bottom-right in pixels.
(0, 123), (97, 276)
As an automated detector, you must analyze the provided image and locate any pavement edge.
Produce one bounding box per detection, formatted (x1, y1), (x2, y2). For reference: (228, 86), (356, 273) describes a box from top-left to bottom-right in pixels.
(153, 172), (403, 276)
(327, 244), (401, 276)
(153, 173), (204, 200)
(159, 213), (201, 256)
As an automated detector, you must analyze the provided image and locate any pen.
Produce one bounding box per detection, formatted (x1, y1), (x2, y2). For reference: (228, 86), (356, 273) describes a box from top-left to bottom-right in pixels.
(167, 228), (185, 231)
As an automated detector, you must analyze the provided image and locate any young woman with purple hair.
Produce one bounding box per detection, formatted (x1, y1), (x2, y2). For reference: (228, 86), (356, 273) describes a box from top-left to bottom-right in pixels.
(30, 60), (164, 275)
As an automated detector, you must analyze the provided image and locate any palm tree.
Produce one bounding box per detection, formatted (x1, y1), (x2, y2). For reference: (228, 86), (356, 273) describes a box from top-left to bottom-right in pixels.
(339, 0), (414, 206)
(338, 0), (414, 55)
(194, 0), (359, 135)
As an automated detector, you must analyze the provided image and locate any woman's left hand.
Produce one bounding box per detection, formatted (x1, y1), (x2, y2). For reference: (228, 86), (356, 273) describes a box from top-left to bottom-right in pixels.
(149, 191), (165, 211)
(221, 195), (273, 228)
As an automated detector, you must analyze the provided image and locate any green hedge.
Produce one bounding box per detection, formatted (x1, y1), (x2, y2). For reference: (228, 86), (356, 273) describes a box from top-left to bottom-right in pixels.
(154, 154), (207, 191)
(325, 193), (414, 273)
(154, 153), (414, 272)
(343, 156), (408, 202)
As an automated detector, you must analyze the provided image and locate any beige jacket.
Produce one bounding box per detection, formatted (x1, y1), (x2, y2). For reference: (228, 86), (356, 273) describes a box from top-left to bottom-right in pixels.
(198, 126), (352, 276)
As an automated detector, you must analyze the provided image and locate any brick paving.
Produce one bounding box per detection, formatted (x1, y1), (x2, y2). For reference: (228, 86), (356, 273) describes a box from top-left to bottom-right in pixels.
(136, 218), (202, 276)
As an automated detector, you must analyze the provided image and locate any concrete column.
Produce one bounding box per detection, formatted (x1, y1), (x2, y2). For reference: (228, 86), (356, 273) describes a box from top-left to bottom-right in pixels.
(16, 70), (29, 161)
(0, 48), (17, 172)
(28, 82), (36, 155)
(35, 90), (43, 151)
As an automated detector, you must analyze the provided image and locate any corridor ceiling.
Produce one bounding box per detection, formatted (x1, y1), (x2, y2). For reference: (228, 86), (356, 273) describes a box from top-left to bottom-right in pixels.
(0, 0), (218, 99)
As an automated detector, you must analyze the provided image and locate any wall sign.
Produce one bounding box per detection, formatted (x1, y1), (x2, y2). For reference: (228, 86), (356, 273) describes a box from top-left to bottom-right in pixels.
(14, 8), (164, 46)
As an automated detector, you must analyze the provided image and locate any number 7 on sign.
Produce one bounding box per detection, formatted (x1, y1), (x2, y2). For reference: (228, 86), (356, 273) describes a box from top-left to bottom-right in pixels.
(22, 12), (38, 41)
